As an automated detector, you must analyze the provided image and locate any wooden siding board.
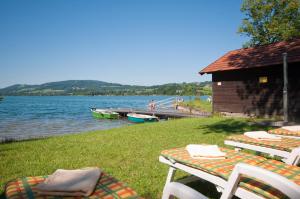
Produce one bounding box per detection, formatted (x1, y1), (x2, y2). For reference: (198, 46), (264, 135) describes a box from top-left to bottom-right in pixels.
(212, 63), (300, 119)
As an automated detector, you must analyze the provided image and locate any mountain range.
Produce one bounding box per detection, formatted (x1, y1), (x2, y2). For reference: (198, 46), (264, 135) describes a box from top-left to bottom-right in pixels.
(0, 80), (211, 96)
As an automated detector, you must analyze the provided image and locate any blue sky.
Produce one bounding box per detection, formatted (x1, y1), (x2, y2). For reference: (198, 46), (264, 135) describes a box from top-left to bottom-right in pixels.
(0, 0), (247, 88)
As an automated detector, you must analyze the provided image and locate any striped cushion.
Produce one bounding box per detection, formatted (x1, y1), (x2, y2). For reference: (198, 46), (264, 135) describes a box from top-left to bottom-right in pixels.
(240, 160), (300, 199)
(161, 148), (300, 199)
(269, 128), (300, 137)
(226, 135), (300, 152)
(161, 147), (266, 179)
(5, 172), (142, 199)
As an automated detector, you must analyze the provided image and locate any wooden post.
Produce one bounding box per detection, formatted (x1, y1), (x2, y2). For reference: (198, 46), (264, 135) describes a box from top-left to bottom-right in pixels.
(283, 53), (288, 123)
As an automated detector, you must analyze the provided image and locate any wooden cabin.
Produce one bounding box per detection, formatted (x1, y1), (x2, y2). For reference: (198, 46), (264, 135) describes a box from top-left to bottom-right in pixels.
(200, 39), (300, 121)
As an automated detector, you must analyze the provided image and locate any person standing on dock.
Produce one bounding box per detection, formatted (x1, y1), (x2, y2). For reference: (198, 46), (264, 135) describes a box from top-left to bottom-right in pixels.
(148, 100), (153, 111)
(152, 100), (156, 111)
(148, 100), (156, 111)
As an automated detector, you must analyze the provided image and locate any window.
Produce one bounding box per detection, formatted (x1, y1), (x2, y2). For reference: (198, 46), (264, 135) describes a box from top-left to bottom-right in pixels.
(259, 76), (268, 83)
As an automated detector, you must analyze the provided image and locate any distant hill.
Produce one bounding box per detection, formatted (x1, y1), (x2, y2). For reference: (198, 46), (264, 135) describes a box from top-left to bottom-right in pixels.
(0, 80), (211, 96)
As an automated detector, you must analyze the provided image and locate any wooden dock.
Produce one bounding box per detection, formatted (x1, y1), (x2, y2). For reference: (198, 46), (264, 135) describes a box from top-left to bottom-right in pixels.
(110, 108), (211, 119)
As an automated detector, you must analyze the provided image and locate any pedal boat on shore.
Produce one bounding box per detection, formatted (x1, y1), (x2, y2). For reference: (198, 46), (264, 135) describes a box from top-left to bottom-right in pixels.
(127, 113), (158, 123)
(91, 108), (119, 119)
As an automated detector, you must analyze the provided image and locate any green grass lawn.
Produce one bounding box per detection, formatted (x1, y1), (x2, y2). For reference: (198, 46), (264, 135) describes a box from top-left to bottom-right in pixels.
(180, 98), (212, 112)
(0, 117), (267, 198)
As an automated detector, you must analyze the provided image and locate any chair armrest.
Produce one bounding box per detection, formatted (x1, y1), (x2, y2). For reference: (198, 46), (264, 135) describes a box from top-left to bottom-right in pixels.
(286, 147), (300, 165)
(221, 163), (300, 199)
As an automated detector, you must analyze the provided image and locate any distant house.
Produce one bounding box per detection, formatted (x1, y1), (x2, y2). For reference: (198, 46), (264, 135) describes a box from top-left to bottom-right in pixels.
(199, 39), (300, 121)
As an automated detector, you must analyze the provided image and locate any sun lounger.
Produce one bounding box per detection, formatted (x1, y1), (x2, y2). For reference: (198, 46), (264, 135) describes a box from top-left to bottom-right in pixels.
(5, 172), (141, 199)
(159, 147), (300, 199)
(221, 163), (300, 199)
(225, 135), (300, 165)
(162, 163), (300, 199)
(268, 126), (300, 139)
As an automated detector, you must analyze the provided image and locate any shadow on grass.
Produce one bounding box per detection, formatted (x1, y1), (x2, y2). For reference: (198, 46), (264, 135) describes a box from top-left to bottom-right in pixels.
(187, 180), (221, 199)
(173, 175), (221, 199)
(0, 136), (51, 145)
(175, 176), (240, 199)
(0, 192), (5, 199)
(195, 119), (262, 135)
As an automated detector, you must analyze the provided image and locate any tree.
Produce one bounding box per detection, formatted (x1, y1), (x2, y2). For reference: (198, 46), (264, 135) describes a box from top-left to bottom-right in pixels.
(239, 0), (300, 47)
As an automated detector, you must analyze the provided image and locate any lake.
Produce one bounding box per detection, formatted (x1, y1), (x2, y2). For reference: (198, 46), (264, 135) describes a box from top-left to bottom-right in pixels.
(0, 96), (208, 142)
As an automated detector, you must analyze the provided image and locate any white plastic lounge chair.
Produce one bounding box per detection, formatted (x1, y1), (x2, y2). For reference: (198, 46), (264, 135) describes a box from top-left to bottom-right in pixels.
(159, 147), (300, 199)
(225, 135), (300, 165)
(221, 163), (300, 199)
(161, 163), (300, 199)
(268, 126), (300, 139)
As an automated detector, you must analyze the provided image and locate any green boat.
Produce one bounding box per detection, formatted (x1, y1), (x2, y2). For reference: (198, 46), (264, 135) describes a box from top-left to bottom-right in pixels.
(127, 113), (158, 123)
(91, 108), (119, 119)
(0, 96), (3, 101)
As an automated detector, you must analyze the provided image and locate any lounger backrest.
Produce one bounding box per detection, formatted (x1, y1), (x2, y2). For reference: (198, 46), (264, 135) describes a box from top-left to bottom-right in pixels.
(220, 163), (300, 199)
(286, 147), (300, 165)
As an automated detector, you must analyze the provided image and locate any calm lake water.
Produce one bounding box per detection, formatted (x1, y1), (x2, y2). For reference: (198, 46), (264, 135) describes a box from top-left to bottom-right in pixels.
(0, 96), (207, 142)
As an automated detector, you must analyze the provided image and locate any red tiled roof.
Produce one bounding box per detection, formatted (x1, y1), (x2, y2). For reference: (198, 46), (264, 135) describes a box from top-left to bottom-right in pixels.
(199, 39), (300, 74)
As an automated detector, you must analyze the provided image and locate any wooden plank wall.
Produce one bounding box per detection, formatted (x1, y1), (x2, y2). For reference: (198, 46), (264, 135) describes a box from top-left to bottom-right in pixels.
(212, 63), (300, 120)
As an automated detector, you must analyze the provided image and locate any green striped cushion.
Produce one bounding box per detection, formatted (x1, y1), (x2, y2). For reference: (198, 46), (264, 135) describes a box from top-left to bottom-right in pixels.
(240, 160), (300, 199)
(161, 147), (266, 179)
(5, 172), (142, 199)
(226, 135), (300, 152)
(269, 128), (300, 137)
(161, 147), (300, 199)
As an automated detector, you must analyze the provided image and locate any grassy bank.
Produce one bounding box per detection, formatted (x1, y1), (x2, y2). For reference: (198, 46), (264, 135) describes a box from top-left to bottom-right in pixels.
(180, 98), (212, 112)
(0, 117), (265, 198)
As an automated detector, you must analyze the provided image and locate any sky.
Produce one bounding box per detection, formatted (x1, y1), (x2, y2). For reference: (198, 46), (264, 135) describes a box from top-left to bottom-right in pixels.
(0, 0), (248, 88)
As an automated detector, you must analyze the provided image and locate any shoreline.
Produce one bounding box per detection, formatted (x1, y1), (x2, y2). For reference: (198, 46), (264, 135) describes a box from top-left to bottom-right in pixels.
(0, 96), (208, 143)
(0, 122), (131, 144)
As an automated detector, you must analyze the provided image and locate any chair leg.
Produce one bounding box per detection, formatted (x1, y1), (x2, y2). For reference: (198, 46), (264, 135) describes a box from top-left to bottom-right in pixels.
(162, 167), (177, 199)
(165, 167), (177, 184)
